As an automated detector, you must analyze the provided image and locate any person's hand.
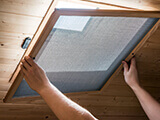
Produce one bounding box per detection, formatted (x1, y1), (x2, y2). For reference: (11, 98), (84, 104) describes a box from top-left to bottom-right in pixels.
(20, 56), (51, 93)
(122, 57), (140, 90)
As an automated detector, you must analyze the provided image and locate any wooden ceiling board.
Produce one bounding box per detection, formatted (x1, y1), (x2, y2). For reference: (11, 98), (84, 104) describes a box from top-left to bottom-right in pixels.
(0, 0), (52, 17)
(59, 0), (130, 10)
(0, 12), (42, 34)
(85, 0), (160, 11)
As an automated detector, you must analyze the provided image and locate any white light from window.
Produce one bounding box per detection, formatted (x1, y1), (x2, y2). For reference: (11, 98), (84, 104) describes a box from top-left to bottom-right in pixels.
(54, 16), (90, 31)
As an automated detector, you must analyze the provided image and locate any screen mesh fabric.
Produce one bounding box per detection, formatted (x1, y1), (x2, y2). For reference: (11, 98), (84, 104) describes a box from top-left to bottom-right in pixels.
(13, 16), (158, 97)
(36, 16), (147, 72)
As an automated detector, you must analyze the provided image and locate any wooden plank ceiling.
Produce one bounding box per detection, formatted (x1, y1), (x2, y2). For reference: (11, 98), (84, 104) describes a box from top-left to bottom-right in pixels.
(0, 0), (160, 120)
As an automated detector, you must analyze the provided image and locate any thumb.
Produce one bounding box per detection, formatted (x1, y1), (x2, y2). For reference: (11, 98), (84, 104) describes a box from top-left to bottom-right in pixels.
(130, 57), (136, 69)
(122, 61), (129, 73)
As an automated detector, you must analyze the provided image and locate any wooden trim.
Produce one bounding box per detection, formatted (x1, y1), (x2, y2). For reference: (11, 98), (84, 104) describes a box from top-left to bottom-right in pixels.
(56, 9), (160, 18)
(3, 8), (160, 102)
(11, 90), (100, 103)
(9, 0), (58, 83)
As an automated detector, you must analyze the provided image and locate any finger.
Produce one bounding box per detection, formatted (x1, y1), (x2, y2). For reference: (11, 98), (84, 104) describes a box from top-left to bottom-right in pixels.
(20, 63), (28, 76)
(23, 75), (29, 83)
(24, 56), (34, 66)
(21, 59), (31, 70)
(20, 68), (24, 76)
(122, 61), (129, 73)
(130, 57), (136, 68)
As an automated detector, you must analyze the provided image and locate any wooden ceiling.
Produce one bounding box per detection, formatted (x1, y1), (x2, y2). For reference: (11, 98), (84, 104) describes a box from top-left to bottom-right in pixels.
(0, 0), (160, 120)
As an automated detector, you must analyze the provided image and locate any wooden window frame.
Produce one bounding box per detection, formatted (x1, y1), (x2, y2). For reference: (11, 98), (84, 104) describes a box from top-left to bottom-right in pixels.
(3, 8), (160, 102)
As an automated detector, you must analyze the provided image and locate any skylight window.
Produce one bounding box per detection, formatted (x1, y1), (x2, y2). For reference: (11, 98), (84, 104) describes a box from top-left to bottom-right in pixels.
(13, 15), (158, 97)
